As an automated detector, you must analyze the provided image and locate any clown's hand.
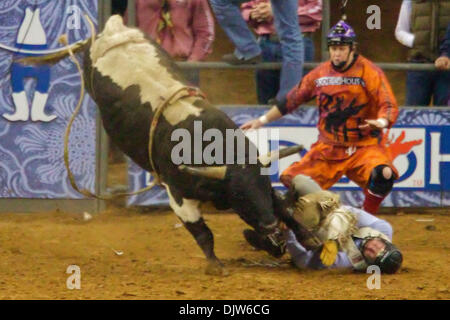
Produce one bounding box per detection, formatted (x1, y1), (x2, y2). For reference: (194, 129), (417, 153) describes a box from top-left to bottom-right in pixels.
(320, 240), (338, 266)
(358, 118), (388, 130)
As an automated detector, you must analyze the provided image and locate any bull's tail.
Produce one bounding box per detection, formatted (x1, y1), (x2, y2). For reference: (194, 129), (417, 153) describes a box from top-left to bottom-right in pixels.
(15, 39), (91, 65)
(15, 13), (96, 66)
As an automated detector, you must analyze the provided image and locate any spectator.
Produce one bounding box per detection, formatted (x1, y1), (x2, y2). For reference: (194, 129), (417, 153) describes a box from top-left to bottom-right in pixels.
(435, 23), (450, 70)
(395, 0), (450, 106)
(209, 0), (304, 103)
(241, 0), (322, 104)
(133, 0), (215, 86)
(436, 23), (450, 105)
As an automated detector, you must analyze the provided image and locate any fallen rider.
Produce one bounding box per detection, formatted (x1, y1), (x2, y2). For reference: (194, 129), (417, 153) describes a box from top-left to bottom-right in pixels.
(244, 177), (403, 273)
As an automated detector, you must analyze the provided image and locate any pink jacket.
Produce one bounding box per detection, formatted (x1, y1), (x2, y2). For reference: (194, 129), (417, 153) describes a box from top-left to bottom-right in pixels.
(134, 0), (214, 61)
(241, 0), (322, 35)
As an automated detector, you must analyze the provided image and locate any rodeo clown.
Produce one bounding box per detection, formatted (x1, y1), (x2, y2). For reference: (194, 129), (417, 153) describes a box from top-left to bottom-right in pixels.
(244, 175), (403, 274)
(241, 18), (399, 215)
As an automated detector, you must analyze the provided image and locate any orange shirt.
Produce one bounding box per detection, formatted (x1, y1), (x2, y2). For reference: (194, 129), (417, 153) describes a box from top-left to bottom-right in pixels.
(283, 55), (398, 147)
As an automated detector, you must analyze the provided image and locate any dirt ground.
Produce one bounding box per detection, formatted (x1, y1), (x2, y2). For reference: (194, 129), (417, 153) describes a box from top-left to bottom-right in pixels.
(0, 200), (449, 300)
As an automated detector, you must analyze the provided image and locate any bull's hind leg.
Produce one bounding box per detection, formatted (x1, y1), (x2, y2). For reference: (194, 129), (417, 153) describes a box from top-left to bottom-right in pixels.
(165, 185), (227, 276)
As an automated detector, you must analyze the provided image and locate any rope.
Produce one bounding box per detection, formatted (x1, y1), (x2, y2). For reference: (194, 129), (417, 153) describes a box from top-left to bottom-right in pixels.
(147, 86), (205, 185)
(85, 14), (97, 101)
(62, 39), (159, 200)
(61, 16), (157, 200)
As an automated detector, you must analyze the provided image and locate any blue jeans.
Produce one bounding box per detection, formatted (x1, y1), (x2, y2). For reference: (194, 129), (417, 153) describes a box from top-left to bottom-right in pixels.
(256, 36), (314, 104)
(209, 0), (304, 100)
(406, 69), (450, 106)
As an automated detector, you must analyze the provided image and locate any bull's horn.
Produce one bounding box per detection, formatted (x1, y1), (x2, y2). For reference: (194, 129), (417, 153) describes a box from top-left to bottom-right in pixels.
(258, 145), (304, 167)
(178, 165), (227, 180)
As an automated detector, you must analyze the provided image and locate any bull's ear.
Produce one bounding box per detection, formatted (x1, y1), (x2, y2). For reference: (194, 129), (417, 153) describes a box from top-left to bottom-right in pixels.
(258, 145), (304, 167)
(178, 165), (227, 180)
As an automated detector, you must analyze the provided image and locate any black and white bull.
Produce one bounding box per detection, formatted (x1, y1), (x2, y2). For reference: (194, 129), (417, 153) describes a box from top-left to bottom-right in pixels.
(35, 16), (302, 274)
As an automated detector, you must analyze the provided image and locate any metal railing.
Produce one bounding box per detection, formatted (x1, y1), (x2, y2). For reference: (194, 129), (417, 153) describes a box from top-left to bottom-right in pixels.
(176, 61), (438, 71)
(125, 0), (439, 72)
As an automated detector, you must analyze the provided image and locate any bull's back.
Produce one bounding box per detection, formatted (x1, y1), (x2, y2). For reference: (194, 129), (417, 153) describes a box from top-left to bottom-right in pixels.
(83, 46), (154, 171)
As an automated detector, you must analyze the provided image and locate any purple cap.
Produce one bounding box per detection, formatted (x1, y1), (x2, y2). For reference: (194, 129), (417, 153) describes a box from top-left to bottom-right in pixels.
(327, 20), (356, 46)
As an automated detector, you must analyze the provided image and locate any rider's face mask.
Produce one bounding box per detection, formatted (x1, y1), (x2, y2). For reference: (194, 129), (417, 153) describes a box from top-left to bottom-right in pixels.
(362, 238), (386, 263)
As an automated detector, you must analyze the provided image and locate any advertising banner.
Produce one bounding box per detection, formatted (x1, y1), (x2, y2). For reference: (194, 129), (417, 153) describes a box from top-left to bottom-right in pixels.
(128, 106), (450, 208)
(0, 1), (97, 199)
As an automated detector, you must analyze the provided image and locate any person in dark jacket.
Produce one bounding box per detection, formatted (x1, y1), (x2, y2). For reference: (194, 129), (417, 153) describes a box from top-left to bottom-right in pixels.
(395, 0), (450, 106)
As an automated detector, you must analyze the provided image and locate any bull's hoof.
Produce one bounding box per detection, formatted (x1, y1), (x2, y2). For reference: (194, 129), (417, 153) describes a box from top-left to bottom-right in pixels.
(205, 260), (229, 276)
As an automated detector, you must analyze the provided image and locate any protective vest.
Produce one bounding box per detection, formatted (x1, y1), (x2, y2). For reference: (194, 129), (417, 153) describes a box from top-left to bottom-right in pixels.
(409, 0), (450, 61)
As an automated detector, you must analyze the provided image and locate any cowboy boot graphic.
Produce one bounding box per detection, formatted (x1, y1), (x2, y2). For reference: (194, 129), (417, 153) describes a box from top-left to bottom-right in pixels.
(3, 7), (55, 122)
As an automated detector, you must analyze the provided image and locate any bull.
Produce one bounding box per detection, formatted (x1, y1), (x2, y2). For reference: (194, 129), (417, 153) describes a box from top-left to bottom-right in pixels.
(25, 15), (309, 275)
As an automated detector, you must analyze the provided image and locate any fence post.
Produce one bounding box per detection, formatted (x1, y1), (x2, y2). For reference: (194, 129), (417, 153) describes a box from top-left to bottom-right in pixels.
(321, 0), (330, 61)
(127, 0), (137, 27)
(95, 0), (112, 212)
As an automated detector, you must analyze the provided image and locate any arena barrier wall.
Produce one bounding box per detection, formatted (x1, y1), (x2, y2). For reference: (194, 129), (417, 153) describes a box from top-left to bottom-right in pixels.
(0, 1), (104, 213)
(127, 106), (450, 208)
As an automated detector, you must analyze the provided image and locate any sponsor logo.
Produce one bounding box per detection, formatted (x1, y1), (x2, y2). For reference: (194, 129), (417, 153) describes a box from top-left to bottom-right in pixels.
(315, 77), (366, 88)
(244, 127), (450, 191)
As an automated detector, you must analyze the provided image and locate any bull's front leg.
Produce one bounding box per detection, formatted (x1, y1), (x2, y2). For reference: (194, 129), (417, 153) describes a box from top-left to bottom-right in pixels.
(184, 218), (229, 276)
(165, 185), (228, 276)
